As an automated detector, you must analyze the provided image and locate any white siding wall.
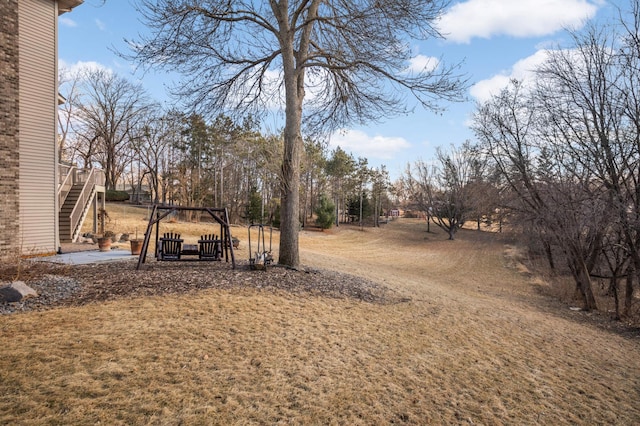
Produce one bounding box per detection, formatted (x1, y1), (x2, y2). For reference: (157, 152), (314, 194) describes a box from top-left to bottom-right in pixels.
(18, 0), (58, 255)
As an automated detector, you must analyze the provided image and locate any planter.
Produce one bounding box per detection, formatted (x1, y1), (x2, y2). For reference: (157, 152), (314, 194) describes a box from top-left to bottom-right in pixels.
(97, 237), (112, 252)
(130, 239), (143, 255)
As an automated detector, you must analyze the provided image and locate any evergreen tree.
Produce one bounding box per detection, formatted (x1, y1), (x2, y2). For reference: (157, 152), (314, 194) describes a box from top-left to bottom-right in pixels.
(315, 195), (335, 230)
(347, 192), (372, 222)
(246, 186), (262, 224)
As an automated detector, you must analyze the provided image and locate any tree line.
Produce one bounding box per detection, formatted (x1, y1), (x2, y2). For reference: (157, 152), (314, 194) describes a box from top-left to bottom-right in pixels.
(58, 68), (394, 227)
(399, 1), (640, 317)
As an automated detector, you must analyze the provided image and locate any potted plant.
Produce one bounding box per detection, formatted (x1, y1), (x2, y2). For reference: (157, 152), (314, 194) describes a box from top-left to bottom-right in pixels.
(97, 230), (115, 252)
(130, 228), (143, 255)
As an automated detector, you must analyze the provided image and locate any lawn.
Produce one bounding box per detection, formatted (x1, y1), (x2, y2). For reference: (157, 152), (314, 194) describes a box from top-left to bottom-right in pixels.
(1, 210), (639, 424)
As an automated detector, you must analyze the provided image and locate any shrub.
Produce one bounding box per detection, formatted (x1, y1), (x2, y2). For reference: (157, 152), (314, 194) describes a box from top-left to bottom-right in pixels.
(403, 210), (419, 218)
(315, 195), (335, 229)
(106, 190), (129, 202)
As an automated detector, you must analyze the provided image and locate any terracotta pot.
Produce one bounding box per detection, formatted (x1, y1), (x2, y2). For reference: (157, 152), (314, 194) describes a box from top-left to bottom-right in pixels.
(130, 239), (143, 255)
(97, 237), (112, 252)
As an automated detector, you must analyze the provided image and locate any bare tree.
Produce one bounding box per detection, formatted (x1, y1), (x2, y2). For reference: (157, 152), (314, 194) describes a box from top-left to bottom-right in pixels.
(473, 77), (609, 310)
(126, 0), (466, 268)
(430, 144), (477, 239)
(57, 67), (81, 163)
(130, 107), (175, 204)
(73, 69), (150, 190)
(172, 113), (211, 212)
(398, 162), (430, 230)
(533, 15), (640, 313)
(402, 143), (481, 240)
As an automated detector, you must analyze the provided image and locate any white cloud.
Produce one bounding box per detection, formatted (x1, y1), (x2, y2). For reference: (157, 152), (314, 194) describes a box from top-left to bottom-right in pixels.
(329, 129), (411, 160)
(470, 49), (550, 102)
(95, 19), (106, 31)
(439, 0), (602, 43)
(406, 55), (440, 74)
(59, 17), (77, 27)
(59, 59), (112, 78)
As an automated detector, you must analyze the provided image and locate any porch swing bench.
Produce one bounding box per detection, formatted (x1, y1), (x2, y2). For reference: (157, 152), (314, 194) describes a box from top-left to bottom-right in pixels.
(157, 232), (223, 261)
(136, 205), (236, 270)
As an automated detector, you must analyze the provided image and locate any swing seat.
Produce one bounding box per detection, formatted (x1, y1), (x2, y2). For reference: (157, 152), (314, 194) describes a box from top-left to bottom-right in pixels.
(198, 234), (222, 260)
(158, 233), (183, 260)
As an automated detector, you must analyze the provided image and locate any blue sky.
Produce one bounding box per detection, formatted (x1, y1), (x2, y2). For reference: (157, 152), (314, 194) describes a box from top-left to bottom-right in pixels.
(58, 0), (621, 179)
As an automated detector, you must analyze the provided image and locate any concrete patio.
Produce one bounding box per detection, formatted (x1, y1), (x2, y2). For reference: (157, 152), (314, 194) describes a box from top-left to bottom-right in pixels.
(36, 247), (137, 265)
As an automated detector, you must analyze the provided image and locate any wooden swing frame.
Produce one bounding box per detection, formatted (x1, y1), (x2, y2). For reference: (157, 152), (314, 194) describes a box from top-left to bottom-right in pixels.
(136, 205), (236, 270)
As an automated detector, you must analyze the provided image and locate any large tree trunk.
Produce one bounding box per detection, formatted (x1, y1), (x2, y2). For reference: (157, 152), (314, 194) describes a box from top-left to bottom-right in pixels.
(276, 0), (320, 268)
(610, 276), (620, 321)
(544, 239), (555, 271)
(624, 267), (635, 317)
(278, 38), (304, 268)
(573, 258), (598, 311)
(279, 129), (302, 268)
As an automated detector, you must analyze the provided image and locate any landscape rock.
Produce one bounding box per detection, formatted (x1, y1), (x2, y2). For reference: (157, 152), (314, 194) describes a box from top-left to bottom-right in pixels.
(0, 281), (38, 303)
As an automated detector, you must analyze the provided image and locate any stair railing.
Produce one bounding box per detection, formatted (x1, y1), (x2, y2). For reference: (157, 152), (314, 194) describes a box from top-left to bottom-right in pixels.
(68, 168), (105, 240)
(57, 163), (77, 208)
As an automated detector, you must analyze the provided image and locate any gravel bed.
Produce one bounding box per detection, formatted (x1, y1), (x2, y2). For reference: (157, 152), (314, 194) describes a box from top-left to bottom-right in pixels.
(0, 274), (83, 315)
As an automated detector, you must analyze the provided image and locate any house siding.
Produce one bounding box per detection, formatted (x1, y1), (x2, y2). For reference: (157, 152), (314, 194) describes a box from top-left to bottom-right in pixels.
(18, 0), (58, 255)
(0, 0), (20, 261)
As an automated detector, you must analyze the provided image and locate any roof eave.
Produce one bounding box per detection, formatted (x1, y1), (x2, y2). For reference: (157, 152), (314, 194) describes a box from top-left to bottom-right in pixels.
(58, 0), (83, 15)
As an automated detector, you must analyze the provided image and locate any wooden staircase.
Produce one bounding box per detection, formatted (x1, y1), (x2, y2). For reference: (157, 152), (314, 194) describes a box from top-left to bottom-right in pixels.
(58, 184), (94, 243)
(58, 165), (105, 243)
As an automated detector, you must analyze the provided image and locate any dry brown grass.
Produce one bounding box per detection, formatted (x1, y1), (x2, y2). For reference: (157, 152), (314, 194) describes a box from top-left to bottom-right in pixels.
(2, 212), (640, 424)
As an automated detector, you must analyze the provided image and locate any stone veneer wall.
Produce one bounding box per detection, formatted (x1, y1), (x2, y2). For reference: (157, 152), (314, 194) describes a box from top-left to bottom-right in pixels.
(0, 0), (20, 261)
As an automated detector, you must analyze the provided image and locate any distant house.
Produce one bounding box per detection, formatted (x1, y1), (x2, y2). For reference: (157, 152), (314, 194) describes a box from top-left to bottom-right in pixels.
(0, 0), (100, 260)
(114, 183), (153, 204)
